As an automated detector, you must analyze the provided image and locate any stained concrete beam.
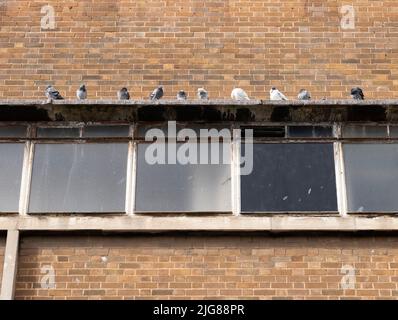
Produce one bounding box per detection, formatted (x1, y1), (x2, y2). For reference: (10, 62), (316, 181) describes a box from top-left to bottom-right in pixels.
(0, 230), (19, 300)
(0, 99), (398, 122)
(0, 215), (397, 232)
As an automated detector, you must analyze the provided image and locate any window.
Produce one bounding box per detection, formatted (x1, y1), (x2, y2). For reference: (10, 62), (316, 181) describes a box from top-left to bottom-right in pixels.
(241, 143), (338, 212)
(342, 125), (387, 138)
(344, 143), (398, 212)
(29, 143), (128, 213)
(0, 126), (27, 138)
(0, 144), (24, 212)
(288, 126), (334, 138)
(37, 127), (80, 138)
(83, 125), (130, 138)
(135, 143), (232, 212)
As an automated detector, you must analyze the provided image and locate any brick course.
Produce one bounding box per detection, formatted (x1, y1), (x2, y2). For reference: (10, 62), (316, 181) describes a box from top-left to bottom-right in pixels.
(14, 235), (398, 300)
(0, 0), (397, 100)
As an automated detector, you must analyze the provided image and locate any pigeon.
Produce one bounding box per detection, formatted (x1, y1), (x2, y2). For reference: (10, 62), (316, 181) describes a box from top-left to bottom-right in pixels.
(351, 87), (364, 100)
(297, 89), (311, 100)
(150, 86), (164, 100)
(117, 87), (130, 100)
(197, 88), (209, 100)
(177, 90), (187, 101)
(270, 87), (288, 101)
(231, 88), (250, 101)
(76, 84), (87, 100)
(45, 85), (63, 100)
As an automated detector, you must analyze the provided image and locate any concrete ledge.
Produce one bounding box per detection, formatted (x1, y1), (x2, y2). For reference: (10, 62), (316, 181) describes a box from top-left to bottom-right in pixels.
(1, 99), (398, 122)
(0, 215), (398, 232)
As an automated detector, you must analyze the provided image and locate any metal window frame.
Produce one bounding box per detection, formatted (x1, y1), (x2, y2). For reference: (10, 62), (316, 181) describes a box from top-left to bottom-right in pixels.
(1, 122), (398, 216)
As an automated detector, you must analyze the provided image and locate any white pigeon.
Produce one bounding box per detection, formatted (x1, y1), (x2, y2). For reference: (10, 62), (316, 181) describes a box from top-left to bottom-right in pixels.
(76, 84), (87, 100)
(297, 89), (311, 100)
(231, 88), (250, 101)
(270, 87), (288, 101)
(197, 88), (209, 100)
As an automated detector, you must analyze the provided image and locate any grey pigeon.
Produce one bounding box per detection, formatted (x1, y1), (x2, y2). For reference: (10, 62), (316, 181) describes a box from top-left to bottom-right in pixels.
(231, 88), (250, 101)
(45, 85), (63, 100)
(197, 88), (209, 100)
(76, 84), (87, 100)
(117, 87), (130, 100)
(351, 87), (364, 100)
(150, 86), (164, 100)
(270, 87), (288, 101)
(177, 90), (187, 101)
(298, 89), (311, 100)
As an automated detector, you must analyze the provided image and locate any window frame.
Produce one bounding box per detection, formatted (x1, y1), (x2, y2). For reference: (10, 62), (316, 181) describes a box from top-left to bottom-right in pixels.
(0, 121), (397, 216)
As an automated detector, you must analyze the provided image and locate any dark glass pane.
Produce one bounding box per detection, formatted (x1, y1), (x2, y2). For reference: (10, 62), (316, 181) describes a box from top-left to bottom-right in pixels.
(29, 143), (128, 213)
(0, 126), (27, 138)
(0, 144), (24, 212)
(135, 143), (231, 212)
(342, 125), (387, 138)
(241, 143), (338, 212)
(241, 126), (285, 138)
(37, 127), (80, 138)
(83, 125), (130, 137)
(137, 124), (231, 139)
(344, 143), (398, 212)
(288, 126), (333, 138)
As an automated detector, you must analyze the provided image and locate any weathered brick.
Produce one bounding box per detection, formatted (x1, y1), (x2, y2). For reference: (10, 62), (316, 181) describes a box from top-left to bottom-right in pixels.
(13, 235), (398, 300)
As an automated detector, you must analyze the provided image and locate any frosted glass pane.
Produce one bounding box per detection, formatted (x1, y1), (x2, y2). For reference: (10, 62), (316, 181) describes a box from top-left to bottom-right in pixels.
(344, 143), (398, 212)
(135, 143), (231, 212)
(342, 125), (387, 138)
(0, 144), (24, 212)
(241, 143), (338, 212)
(29, 143), (128, 213)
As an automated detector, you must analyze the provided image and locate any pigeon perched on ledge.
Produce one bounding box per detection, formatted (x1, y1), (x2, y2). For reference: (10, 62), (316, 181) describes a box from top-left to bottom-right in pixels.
(76, 84), (87, 100)
(270, 87), (288, 101)
(351, 87), (364, 100)
(117, 87), (130, 100)
(197, 88), (209, 100)
(45, 85), (63, 100)
(298, 89), (311, 100)
(177, 90), (187, 101)
(150, 86), (164, 100)
(231, 88), (250, 101)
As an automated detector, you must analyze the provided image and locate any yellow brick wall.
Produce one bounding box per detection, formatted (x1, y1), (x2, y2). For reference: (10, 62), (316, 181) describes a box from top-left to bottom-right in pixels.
(15, 235), (398, 300)
(0, 0), (397, 100)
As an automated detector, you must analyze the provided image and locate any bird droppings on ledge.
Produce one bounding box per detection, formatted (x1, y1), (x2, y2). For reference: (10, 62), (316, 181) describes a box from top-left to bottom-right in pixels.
(0, 99), (398, 123)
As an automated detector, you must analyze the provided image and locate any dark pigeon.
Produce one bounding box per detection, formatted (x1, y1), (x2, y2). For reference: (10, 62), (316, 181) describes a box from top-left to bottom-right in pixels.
(351, 87), (364, 100)
(117, 87), (130, 100)
(150, 86), (164, 100)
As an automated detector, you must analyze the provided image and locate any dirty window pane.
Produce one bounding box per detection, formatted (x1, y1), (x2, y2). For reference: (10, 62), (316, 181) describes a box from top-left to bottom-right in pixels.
(29, 143), (128, 213)
(241, 126), (285, 138)
(344, 143), (398, 212)
(0, 144), (24, 212)
(83, 125), (130, 138)
(241, 143), (338, 212)
(137, 124), (231, 139)
(388, 126), (398, 138)
(0, 126), (27, 138)
(37, 128), (80, 138)
(342, 125), (387, 138)
(135, 143), (231, 212)
(288, 126), (333, 138)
